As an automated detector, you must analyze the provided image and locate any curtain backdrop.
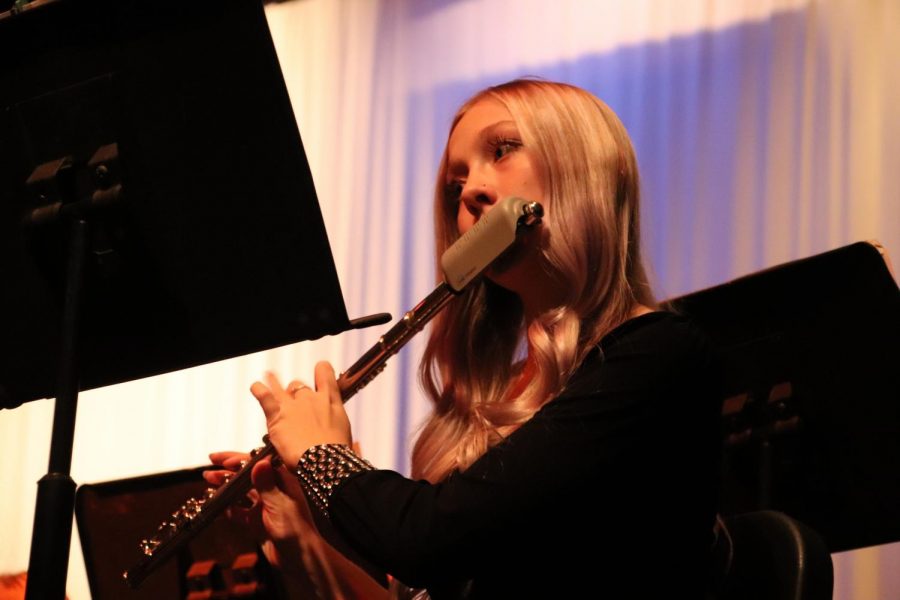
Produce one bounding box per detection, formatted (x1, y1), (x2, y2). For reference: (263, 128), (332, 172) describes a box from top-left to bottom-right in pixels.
(1, 1), (897, 598)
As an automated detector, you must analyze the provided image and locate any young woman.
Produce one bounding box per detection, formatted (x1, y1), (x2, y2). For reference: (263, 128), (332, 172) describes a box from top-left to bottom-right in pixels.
(214, 79), (722, 598)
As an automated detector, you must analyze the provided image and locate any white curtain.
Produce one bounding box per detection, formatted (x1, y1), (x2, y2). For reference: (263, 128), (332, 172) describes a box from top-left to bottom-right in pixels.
(1, 1), (897, 598)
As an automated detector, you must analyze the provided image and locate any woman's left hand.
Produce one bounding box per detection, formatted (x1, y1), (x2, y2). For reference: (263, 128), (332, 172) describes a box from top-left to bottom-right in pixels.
(251, 362), (352, 468)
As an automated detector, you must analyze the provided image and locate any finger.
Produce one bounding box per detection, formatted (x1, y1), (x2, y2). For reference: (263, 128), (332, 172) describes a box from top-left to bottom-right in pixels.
(234, 487), (259, 509)
(251, 380), (279, 419)
(264, 371), (288, 397)
(221, 455), (249, 470)
(209, 451), (247, 465)
(273, 461), (308, 503)
(314, 361), (341, 402)
(286, 379), (309, 395)
(251, 458), (278, 494)
(203, 469), (231, 486)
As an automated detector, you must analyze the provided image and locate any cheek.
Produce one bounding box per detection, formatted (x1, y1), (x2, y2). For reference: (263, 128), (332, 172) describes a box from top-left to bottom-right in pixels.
(507, 156), (545, 203)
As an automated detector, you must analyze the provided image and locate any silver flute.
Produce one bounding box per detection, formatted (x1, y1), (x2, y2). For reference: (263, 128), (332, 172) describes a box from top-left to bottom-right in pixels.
(123, 197), (543, 588)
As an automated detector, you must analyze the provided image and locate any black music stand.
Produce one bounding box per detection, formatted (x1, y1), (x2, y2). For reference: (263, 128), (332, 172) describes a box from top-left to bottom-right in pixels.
(0, 1), (385, 597)
(665, 242), (900, 552)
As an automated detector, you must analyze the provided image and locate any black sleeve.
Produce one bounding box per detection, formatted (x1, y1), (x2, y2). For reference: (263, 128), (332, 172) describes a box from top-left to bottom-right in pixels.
(328, 314), (721, 589)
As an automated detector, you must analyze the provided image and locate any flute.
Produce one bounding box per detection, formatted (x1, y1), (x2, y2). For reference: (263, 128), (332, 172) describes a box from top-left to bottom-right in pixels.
(123, 196), (543, 588)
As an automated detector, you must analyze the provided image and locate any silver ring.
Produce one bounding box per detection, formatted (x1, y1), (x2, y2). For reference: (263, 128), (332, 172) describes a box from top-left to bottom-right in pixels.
(288, 383), (308, 395)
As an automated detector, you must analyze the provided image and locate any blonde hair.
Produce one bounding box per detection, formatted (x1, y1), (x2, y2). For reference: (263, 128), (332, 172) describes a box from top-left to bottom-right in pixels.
(412, 80), (655, 483)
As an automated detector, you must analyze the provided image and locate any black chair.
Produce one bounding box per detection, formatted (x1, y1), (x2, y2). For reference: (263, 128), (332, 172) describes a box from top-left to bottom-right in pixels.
(711, 511), (833, 600)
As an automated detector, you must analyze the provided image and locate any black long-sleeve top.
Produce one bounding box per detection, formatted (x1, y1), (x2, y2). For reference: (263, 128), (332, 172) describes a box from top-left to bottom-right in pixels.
(330, 312), (722, 598)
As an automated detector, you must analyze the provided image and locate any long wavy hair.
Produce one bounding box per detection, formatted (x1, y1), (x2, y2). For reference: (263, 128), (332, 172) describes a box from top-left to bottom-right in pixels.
(411, 80), (655, 483)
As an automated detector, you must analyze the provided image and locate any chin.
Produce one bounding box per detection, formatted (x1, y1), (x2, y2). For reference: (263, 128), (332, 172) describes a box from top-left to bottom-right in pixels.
(484, 241), (536, 295)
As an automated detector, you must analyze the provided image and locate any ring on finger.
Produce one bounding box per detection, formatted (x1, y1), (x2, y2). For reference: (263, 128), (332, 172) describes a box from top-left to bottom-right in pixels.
(287, 382), (309, 395)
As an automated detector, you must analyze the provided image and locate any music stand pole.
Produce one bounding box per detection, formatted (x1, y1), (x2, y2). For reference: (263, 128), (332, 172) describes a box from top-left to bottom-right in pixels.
(25, 216), (89, 600)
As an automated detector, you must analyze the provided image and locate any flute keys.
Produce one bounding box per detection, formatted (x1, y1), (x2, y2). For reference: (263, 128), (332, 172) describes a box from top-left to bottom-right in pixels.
(140, 538), (161, 556)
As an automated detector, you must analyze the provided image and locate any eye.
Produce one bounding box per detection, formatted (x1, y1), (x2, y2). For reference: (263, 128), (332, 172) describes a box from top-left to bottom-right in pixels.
(490, 137), (522, 161)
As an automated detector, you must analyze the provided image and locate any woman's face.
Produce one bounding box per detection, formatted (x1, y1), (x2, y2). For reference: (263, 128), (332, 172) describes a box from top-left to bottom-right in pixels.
(444, 98), (547, 295)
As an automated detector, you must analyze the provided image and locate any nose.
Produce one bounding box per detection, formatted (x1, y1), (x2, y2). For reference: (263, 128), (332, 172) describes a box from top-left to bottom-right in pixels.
(459, 175), (498, 220)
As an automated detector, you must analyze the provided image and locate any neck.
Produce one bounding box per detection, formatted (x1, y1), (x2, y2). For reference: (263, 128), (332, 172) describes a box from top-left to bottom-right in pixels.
(520, 284), (566, 324)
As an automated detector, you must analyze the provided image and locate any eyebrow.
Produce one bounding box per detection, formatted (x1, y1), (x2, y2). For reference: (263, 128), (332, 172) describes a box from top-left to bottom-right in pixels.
(446, 120), (520, 177)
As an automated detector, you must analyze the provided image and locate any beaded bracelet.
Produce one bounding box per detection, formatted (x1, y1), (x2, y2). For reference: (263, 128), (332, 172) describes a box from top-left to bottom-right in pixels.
(295, 444), (375, 517)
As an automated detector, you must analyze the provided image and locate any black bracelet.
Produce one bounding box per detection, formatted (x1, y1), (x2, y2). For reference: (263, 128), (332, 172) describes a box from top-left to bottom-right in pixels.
(294, 444), (375, 517)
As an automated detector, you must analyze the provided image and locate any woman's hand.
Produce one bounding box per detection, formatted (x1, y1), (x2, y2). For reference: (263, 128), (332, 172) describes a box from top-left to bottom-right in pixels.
(205, 451), (328, 597)
(251, 362), (352, 469)
(204, 451), (316, 550)
(205, 450), (387, 599)
(247, 457), (319, 580)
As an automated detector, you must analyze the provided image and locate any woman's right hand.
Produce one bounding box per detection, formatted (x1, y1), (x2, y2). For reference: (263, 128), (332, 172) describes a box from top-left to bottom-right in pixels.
(206, 452), (312, 568)
(204, 450), (389, 599)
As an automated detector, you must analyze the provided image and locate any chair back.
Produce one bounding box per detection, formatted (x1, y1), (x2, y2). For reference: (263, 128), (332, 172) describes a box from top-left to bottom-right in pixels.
(713, 510), (833, 600)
